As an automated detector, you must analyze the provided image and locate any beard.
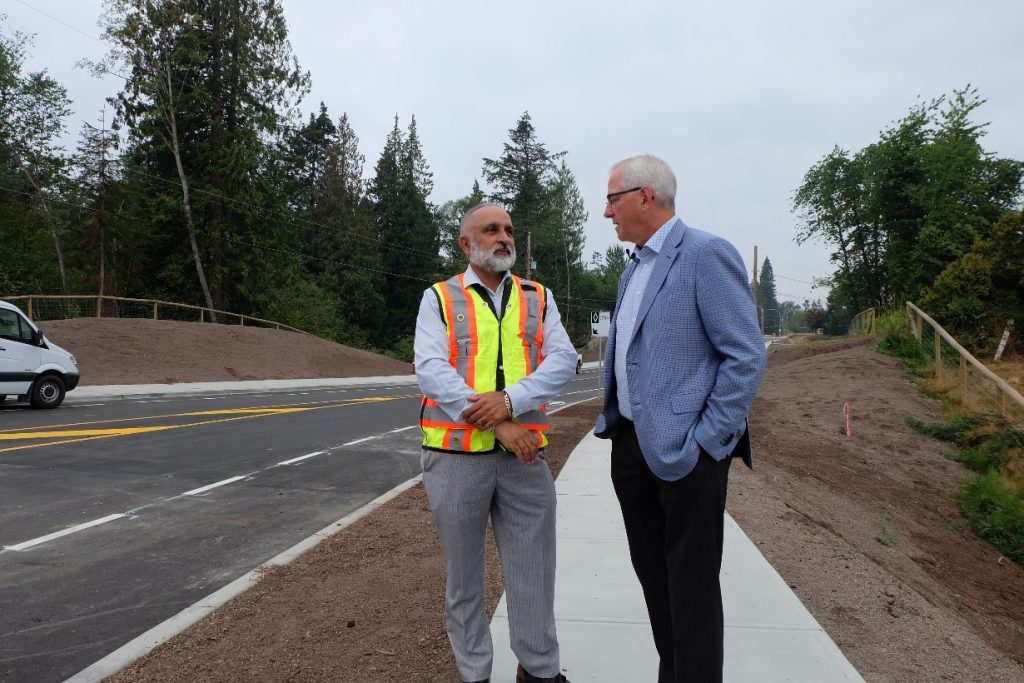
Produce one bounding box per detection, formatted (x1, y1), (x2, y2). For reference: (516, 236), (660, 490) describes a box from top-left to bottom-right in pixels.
(469, 240), (516, 273)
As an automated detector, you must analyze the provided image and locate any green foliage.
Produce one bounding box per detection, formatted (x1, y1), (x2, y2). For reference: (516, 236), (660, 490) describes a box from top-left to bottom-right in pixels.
(480, 112), (590, 342)
(876, 310), (928, 372)
(956, 471), (1024, 565)
(955, 447), (1003, 472)
(794, 87), (1024, 339)
(919, 210), (1024, 354)
(0, 11), (609, 362)
(908, 412), (1024, 564)
(756, 258), (780, 333)
(97, 0), (311, 313)
(906, 414), (985, 447)
(0, 20), (73, 291)
(369, 115), (441, 346)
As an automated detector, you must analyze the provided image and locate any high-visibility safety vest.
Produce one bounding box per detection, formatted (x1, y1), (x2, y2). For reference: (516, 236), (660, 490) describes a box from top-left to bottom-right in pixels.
(420, 273), (550, 453)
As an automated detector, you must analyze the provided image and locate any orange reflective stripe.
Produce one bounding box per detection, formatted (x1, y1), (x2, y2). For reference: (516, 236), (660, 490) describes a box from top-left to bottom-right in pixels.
(515, 422), (550, 431)
(534, 282), (546, 346)
(423, 397), (439, 407)
(514, 277), (532, 372)
(437, 282), (459, 367)
(458, 273), (478, 386)
(533, 283), (545, 368)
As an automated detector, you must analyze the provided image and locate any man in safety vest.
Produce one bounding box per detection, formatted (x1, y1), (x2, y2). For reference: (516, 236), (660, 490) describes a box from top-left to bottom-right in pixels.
(414, 202), (578, 683)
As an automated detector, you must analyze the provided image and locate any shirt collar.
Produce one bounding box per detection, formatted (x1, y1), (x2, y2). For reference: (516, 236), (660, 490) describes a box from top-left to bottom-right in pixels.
(634, 216), (678, 263)
(463, 266), (511, 295)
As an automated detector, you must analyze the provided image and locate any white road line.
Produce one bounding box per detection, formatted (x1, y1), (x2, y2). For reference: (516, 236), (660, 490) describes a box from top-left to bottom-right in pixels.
(181, 476), (247, 496)
(2, 425), (422, 552)
(276, 450), (326, 466)
(559, 387), (604, 397)
(4, 513), (127, 552)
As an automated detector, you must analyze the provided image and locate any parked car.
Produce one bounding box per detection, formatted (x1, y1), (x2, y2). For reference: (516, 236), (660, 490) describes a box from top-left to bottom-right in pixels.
(0, 300), (79, 408)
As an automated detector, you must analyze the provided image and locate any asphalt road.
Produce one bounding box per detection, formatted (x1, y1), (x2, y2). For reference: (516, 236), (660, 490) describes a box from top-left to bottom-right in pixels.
(0, 371), (603, 683)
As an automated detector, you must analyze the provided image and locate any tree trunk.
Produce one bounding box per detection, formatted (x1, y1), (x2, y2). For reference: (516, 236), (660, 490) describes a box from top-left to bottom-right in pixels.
(163, 58), (218, 322)
(21, 167), (67, 291)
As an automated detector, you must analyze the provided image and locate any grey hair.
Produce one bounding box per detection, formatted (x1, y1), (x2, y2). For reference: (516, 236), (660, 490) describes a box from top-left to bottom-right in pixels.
(611, 155), (677, 210)
(460, 201), (507, 236)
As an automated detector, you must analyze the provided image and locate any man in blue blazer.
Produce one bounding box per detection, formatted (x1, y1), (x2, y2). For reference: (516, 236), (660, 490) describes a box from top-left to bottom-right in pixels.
(595, 154), (766, 682)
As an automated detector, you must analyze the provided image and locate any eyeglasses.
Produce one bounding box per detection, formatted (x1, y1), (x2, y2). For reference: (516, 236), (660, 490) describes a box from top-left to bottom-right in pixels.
(605, 187), (642, 206)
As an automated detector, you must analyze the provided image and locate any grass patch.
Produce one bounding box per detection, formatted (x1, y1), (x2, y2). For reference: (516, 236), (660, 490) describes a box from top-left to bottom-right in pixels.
(908, 413), (1022, 474)
(909, 413), (1024, 565)
(956, 471), (1024, 565)
(906, 415), (983, 448)
(876, 311), (929, 374)
(874, 309), (1024, 565)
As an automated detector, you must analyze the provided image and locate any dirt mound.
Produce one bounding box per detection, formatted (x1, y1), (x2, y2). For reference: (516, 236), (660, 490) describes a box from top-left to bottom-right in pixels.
(38, 318), (411, 386)
(731, 341), (1024, 680)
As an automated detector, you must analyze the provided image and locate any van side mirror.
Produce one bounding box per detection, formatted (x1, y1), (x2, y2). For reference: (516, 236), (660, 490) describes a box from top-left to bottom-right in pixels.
(32, 329), (43, 346)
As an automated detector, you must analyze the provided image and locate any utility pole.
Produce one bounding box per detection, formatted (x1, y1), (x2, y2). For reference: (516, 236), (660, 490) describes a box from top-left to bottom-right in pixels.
(751, 246), (761, 331)
(526, 230), (532, 279)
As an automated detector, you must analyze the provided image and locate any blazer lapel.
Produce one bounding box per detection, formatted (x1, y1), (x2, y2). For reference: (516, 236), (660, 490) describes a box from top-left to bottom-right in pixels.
(630, 219), (686, 344)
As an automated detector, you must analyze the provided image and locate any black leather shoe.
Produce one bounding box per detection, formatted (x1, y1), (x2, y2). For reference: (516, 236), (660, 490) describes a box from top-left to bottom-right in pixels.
(516, 663), (569, 683)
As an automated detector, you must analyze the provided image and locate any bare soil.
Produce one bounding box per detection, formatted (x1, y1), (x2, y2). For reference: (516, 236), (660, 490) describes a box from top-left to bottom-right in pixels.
(39, 318), (411, 385)
(39, 321), (1023, 681)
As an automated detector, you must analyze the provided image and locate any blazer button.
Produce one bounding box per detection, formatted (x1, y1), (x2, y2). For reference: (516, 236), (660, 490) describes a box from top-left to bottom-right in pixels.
(720, 433), (734, 446)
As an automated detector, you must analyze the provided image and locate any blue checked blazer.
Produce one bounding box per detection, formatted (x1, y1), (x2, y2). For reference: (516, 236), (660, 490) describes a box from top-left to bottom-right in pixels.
(595, 219), (766, 481)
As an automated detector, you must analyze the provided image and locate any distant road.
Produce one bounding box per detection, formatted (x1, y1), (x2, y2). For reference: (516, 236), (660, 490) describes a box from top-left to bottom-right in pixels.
(0, 371), (602, 682)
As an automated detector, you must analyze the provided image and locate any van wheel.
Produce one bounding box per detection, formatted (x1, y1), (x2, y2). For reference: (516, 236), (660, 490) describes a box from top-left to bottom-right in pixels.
(30, 375), (66, 409)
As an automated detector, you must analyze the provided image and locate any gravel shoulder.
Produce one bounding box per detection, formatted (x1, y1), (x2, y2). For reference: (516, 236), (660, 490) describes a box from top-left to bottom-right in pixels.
(35, 321), (1024, 681)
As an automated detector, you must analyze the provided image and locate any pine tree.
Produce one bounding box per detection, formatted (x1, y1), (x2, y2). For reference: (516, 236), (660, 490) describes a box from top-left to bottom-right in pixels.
(73, 114), (125, 297)
(98, 0), (311, 313)
(0, 22), (72, 291)
(369, 115), (440, 347)
(758, 258), (780, 334)
(314, 113), (384, 340)
(480, 112), (588, 341)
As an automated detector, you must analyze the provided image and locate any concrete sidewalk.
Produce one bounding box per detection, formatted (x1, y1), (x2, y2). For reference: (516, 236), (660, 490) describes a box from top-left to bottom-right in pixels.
(489, 431), (864, 682)
(62, 372), (861, 681)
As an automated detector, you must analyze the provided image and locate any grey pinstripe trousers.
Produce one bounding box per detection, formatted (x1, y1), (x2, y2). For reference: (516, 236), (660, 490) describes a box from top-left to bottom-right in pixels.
(421, 448), (560, 682)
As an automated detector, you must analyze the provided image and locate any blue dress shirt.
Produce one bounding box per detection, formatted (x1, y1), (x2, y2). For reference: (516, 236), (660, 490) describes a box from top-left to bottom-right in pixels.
(614, 216), (678, 421)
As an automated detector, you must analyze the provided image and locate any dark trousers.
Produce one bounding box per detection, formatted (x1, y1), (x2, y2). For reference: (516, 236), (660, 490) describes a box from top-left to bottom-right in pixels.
(611, 420), (732, 683)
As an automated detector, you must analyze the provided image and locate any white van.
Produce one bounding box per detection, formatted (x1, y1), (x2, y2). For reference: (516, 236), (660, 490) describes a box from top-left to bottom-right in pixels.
(0, 300), (80, 408)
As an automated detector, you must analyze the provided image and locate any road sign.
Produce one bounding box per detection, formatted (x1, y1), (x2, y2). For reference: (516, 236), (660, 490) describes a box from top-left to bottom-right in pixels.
(591, 310), (611, 337)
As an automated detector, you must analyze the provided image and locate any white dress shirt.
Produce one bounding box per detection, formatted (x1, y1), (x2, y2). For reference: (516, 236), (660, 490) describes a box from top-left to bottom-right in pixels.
(614, 216), (677, 421)
(414, 267), (578, 423)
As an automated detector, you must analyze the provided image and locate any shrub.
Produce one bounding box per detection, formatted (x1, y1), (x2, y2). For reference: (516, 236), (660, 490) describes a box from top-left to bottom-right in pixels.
(956, 471), (1024, 565)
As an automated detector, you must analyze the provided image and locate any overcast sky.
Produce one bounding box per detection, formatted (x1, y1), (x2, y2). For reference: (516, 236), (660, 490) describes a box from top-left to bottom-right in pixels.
(6, 0), (1024, 304)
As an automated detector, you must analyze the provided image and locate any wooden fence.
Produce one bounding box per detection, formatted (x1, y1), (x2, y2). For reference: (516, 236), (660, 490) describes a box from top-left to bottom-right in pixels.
(849, 307), (876, 336)
(907, 302), (1024, 423)
(2, 295), (306, 334)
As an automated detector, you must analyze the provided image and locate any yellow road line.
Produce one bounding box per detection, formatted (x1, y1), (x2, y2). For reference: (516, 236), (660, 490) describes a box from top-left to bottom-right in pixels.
(0, 395), (417, 434)
(0, 395), (417, 453)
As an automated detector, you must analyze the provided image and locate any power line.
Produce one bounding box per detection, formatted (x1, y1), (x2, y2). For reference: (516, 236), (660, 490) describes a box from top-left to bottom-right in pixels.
(14, 0), (103, 43)
(102, 159), (445, 261)
(0, 183), (432, 284)
(776, 273), (823, 287)
(0, 183), (611, 316)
